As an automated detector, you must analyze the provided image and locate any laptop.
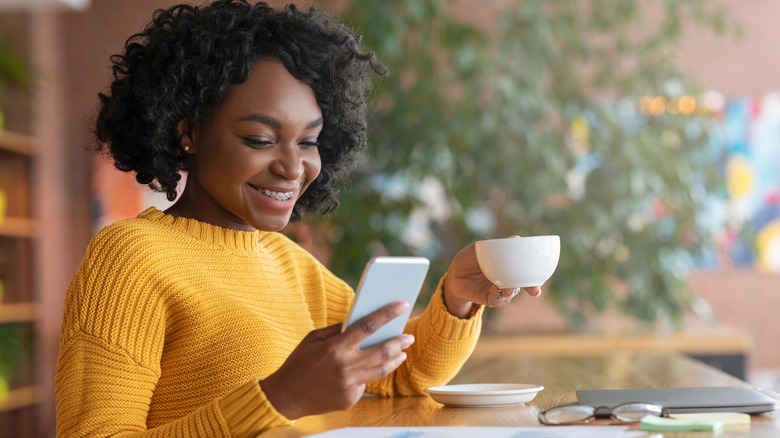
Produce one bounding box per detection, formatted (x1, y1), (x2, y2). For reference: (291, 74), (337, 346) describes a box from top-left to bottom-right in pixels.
(577, 386), (780, 414)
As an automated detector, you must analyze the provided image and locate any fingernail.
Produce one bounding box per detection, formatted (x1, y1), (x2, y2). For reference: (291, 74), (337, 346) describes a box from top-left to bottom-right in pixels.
(402, 334), (415, 348)
(395, 301), (410, 314)
(397, 352), (407, 365)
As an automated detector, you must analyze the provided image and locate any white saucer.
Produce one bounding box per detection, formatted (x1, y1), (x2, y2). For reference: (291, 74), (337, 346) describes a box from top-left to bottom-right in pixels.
(424, 383), (544, 407)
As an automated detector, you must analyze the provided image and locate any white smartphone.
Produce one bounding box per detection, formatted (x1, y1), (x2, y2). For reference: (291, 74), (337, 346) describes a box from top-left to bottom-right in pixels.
(342, 256), (430, 350)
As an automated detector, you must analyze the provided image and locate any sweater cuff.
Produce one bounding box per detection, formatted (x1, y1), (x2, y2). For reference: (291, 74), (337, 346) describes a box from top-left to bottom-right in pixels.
(218, 379), (292, 437)
(427, 275), (483, 340)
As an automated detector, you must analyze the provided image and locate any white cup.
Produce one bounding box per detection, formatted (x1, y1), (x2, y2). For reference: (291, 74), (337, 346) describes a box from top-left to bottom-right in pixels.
(475, 235), (560, 288)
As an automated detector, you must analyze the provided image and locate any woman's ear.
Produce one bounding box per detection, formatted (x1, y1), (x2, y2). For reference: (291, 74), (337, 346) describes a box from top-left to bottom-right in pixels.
(177, 119), (196, 153)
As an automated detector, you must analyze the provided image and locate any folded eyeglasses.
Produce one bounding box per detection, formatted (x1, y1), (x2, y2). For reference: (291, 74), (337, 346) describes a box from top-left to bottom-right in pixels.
(539, 402), (668, 425)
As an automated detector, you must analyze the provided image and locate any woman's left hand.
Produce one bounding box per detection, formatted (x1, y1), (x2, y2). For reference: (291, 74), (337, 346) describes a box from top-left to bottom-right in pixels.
(442, 242), (541, 318)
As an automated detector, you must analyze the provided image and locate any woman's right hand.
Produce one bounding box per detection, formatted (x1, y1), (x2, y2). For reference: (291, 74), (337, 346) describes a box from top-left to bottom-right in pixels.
(259, 301), (415, 419)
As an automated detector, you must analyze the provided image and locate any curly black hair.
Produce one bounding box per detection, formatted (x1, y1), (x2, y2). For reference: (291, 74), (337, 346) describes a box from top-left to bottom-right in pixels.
(95, 0), (386, 221)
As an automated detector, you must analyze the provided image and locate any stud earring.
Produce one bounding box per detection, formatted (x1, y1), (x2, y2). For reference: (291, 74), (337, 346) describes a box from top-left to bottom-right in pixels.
(183, 145), (190, 152)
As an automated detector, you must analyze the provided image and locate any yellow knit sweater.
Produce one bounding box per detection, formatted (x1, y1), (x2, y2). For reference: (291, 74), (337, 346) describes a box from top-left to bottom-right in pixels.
(55, 207), (483, 437)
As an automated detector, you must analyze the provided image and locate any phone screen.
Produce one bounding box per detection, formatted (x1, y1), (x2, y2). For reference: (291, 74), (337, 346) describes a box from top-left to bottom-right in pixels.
(342, 256), (430, 349)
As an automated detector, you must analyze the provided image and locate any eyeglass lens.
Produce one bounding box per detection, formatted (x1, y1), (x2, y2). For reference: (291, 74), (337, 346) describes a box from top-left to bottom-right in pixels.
(612, 402), (663, 422)
(541, 402), (664, 425)
(541, 405), (594, 424)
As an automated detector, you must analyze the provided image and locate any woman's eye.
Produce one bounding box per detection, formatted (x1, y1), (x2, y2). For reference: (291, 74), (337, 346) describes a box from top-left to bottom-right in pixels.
(299, 140), (320, 148)
(243, 137), (273, 148)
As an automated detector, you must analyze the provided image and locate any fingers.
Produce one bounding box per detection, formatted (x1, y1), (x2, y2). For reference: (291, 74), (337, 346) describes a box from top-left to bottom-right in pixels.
(524, 286), (542, 297)
(353, 383), (367, 403)
(352, 333), (414, 382)
(267, 310), (415, 419)
(304, 323), (344, 343)
(331, 301), (415, 385)
(366, 334), (414, 366)
(362, 350), (408, 381)
(487, 285), (543, 306)
(487, 286), (513, 306)
(342, 301), (409, 346)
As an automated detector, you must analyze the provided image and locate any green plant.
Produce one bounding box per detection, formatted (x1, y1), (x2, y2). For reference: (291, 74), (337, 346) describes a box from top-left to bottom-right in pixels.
(0, 37), (29, 130)
(0, 39), (28, 97)
(304, 0), (736, 330)
(0, 323), (29, 398)
(0, 34), (30, 396)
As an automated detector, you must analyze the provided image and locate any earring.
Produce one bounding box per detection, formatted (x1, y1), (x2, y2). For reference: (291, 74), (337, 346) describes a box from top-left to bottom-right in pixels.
(183, 145), (190, 152)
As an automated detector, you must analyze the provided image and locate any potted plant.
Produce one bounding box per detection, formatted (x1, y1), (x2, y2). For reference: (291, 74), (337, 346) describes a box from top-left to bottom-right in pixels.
(300, 0), (737, 331)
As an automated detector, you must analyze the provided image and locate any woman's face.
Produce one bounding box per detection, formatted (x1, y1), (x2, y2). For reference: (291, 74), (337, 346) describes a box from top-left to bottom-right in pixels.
(176, 59), (323, 232)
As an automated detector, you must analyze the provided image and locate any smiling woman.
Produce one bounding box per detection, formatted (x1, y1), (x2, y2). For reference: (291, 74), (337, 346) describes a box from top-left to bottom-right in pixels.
(167, 59), (324, 232)
(93, 1), (381, 223)
(54, 1), (543, 437)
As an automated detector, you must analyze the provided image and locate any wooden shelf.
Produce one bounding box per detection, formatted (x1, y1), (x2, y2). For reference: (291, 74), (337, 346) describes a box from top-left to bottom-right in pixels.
(0, 131), (34, 156)
(0, 217), (36, 238)
(0, 303), (35, 323)
(0, 385), (39, 412)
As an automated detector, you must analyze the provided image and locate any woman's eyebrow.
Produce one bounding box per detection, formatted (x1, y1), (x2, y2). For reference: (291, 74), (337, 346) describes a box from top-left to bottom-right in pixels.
(238, 114), (324, 130)
(238, 114), (282, 129)
(306, 117), (324, 129)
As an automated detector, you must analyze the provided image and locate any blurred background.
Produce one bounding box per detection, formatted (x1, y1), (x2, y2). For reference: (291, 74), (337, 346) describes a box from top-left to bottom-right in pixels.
(0, 0), (779, 436)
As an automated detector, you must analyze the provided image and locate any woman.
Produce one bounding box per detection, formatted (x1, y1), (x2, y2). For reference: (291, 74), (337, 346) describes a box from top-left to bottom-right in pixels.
(55, 1), (540, 436)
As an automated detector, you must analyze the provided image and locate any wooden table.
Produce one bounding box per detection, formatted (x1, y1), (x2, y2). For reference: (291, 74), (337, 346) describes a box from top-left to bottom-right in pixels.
(261, 353), (780, 437)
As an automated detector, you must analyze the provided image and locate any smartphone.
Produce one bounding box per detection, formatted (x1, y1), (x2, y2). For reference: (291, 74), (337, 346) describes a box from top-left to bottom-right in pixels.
(342, 256), (430, 350)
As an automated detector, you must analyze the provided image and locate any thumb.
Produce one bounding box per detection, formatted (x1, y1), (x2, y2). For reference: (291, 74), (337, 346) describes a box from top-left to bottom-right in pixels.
(302, 323), (343, 343)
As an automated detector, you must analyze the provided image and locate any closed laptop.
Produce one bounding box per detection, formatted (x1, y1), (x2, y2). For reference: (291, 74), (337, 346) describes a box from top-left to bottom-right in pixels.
(577, 387), (780, 414)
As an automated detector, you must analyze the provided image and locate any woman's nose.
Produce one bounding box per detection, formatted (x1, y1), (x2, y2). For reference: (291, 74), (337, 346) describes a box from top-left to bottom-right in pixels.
(271, 144), (304, 180)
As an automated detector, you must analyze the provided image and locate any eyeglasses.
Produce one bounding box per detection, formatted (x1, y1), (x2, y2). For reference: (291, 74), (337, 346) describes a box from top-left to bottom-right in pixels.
(539, 402), (668, 425)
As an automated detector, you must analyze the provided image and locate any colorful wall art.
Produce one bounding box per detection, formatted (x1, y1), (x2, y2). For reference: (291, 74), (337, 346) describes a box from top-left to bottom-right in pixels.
(709, 93), (780, 272)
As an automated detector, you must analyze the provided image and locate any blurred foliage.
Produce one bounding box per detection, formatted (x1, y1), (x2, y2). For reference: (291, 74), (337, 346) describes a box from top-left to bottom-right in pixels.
(0, 324), (29, 392)
(0, 33), (30, 387)
(0, 37), (29, 131)
(307, 0), (737, 330)
(0, 39), (28, 97)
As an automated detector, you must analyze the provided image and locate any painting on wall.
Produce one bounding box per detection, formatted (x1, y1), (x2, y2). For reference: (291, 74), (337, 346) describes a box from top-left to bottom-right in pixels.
(706, 93), (780, 272)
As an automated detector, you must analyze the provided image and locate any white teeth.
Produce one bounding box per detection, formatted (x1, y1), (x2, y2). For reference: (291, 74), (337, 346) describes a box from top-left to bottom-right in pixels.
(259, 188), (295, 201)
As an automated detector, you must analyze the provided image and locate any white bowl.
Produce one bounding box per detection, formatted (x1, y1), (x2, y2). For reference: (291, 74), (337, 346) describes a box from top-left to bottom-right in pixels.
(475, 235), (560, 288)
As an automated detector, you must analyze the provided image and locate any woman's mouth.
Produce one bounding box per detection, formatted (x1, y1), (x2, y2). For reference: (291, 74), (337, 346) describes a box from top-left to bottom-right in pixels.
(258, 188), (295, 201)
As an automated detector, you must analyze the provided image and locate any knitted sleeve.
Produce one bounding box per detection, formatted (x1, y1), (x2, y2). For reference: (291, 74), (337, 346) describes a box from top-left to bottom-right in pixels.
(55, 224), (291, 437)
(366, 275), (484, 396)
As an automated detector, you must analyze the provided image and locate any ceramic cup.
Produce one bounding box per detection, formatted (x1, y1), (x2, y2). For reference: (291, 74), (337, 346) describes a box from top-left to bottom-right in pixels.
(475, 235), (560, 288)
